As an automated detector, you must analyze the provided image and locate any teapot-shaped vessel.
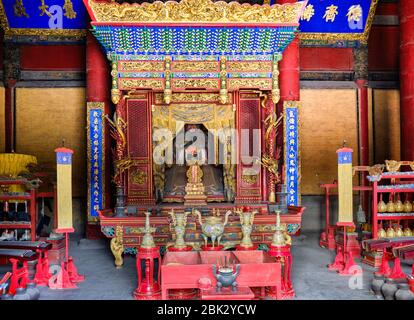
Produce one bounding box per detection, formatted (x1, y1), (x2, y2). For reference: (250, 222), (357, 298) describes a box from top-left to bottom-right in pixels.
(193, 208), (232, 248)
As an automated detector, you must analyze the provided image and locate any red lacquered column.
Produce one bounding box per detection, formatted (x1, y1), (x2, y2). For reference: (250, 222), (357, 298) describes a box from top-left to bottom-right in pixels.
(86, 30), (111, 237)
(4, 80), (16, 152)
(277, 0), (300, 188)
(400, 0), (414, 160)
(354, 43), (370, 214)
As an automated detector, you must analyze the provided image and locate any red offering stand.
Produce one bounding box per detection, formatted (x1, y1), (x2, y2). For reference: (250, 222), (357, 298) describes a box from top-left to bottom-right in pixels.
(133, 247), (161, 300)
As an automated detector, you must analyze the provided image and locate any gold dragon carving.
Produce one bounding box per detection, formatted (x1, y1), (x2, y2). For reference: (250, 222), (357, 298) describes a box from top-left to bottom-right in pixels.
(88, 0), (306, 24)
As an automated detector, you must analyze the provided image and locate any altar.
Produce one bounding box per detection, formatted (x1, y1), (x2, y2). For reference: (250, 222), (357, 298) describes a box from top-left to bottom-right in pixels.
(84, 0), (306, 262)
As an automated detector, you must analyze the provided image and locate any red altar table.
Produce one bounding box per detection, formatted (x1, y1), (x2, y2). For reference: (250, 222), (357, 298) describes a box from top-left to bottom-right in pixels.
(160, 250), (281, 300)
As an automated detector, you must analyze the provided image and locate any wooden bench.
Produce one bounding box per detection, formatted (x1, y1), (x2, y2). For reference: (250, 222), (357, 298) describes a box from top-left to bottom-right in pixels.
(0, 241), (53, 286)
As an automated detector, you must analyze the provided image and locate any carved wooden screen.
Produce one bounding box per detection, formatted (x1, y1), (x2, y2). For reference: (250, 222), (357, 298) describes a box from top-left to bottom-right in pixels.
(236, 91), (262, 203)
(126, 95), (154, 204)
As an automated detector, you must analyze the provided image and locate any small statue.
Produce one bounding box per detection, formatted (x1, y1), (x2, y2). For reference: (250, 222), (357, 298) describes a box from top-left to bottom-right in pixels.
(140, 211), (157, 249)
(168, 209), (190, 250)
(110, 226), (124, 268)
(193, 208), (232, 248)
(212, 256), (240, 292)
(271, 211), (291, 247)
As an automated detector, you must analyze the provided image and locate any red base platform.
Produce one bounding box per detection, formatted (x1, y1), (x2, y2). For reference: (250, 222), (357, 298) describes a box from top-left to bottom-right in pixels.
(168, 246), (192, 252)
(201, 245), (224, 251)
(236, 245), (258, 251)
(200, 286), (254, 300)
(44, 236), (65, 265)
(335, 232), (361, 258)
(319, 226), (336, 250)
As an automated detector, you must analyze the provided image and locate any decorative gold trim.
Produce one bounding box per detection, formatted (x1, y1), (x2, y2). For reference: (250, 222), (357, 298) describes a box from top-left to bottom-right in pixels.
(227, 61), (272, 72)
(272, 53), (282, 104)
(228, 79), (272, 91)
(130, 169), (147, 185)
(219, 56), (228, 104)
(154, 92), (231, 104)
(119, 61), (164, 72)
(0, 2), (85, 38)
(299, 0), (379, 44)
(172, 79), (219, 90)
(87, 102), (106, 223)
(164, 56), (172, 104)
(172, 61), (219, 72)
(120, 79), (164, 90)
(88, 0), (306, 24)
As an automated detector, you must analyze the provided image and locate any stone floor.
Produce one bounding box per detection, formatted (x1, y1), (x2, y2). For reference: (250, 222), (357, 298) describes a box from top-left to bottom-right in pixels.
(1, 232), (412, 300)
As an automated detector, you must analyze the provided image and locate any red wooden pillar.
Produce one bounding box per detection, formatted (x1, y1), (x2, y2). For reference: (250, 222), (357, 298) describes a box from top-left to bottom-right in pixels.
(354, 44), (369, 214)
(4, 80), (16, 153)
(3, 43), (20, 153)
(86, 31), (111, 238)
(277, 0), (300, 188)
(400, 0), (414, 161)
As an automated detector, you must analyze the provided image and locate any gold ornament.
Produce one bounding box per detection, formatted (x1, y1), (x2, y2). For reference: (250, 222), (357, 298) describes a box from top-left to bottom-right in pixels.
(119, 61), (164, 72)
(403, 227), (413, 237)
(378, 225), (386, 239)
(395, 225), (404, 238)
(271, 211), (291, 247)
(139, 211), (157, 249)
(120, 79), (164, 90)
(403, 200), (413, 213)
(228, 79), (272, 91)
(88, 0), (306, 24)
(172, 61), (219, 72)
(386, 226), (395, 238)
(385, 160), (401, 173)
(14, 0), (29, 18)
(227, 61), (271, 72)
(110, 226), (124, 268)
(39, 0), (52, 17)
(236, 208), (256, 248)
(168, 209), (190, 250)
(63, 0), (77, 19)
(131, 169), (146, 185)
(173, 79), (219, 90)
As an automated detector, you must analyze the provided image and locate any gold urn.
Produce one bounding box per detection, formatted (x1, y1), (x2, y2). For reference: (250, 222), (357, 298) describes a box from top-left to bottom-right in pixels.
(271, 211), (291, 247)
(386, 200), (395, 213)
(378, 196), (387, 213)
(403, 227), (413, 237)
(403, 200), (413, 213)
(395, 195), (404, 213)
(378, 225), (387, 239)
(193, 208), (232, 248)
(386, 226), (396, 238)
(395, 225), (404, 238)
(140, 211), (157, 249)
(235, 208), (256, 249)
(168, 209), (190, 250)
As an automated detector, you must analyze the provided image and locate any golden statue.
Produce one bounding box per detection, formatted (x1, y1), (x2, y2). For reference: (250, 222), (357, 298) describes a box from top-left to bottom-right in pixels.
(110, 226), (124, 268)
(184, 153), (207, 206)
